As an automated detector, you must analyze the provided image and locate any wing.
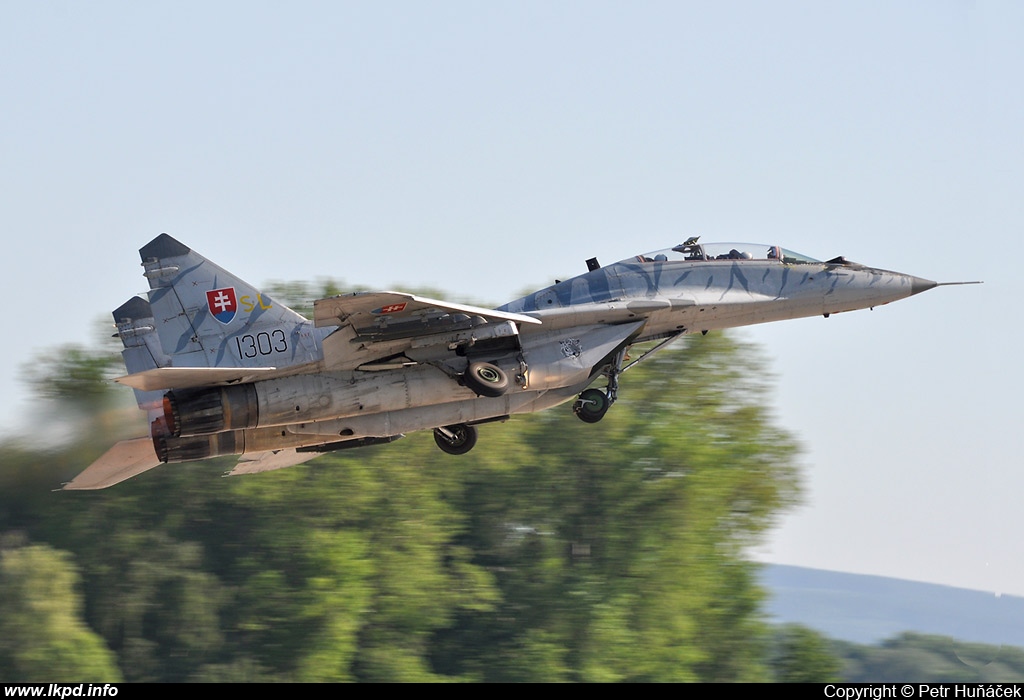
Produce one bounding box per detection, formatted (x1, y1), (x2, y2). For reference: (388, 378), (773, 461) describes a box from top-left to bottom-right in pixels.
(313, 291), (541, 370)
(313, 291), (540, 332)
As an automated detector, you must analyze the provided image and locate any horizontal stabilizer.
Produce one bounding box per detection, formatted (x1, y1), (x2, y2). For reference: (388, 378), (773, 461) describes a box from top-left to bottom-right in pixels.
(115, 366), (279, 391)
(225, 449), (321, 476)
(63, 438), (163, 490)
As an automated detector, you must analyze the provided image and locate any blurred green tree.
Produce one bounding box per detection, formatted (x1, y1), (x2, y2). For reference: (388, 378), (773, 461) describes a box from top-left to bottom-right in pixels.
(770, 624), (842, 682)
(431, 333), (802, 681)
(0, 542), (121, 682)
(5, 293), (804, 681)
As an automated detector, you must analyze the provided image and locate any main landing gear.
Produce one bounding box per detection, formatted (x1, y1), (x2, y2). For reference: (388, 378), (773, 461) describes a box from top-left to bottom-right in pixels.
(434, 361), (511, 455)
(434, 424), (478, 455)
(462, 361), (510, 398)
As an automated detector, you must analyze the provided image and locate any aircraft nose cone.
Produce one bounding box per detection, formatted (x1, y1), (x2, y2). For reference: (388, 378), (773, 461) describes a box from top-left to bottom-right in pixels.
(909, 276), (938, 296)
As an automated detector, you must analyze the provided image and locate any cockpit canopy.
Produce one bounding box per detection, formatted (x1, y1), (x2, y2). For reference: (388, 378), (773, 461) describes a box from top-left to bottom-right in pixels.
(627, 240), (821, 265)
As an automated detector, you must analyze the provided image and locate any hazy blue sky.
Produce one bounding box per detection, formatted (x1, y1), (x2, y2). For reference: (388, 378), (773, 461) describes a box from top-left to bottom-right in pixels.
(2, 2), (1021, 606)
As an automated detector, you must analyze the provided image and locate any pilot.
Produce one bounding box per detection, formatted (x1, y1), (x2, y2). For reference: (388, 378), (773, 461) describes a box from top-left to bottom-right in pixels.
(654, 254), (668, 262)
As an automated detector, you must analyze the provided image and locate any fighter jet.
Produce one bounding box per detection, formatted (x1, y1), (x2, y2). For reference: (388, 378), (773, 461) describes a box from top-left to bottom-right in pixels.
(64, 234), (975, 489)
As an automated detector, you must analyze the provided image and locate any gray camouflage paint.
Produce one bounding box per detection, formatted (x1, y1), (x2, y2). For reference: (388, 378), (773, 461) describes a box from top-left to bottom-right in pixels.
(502, 252), (935, 342)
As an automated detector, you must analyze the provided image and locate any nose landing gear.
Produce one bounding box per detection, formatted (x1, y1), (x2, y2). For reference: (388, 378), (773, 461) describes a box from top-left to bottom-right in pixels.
(573, 388), (610, 423)
(571, 331), (686, 424)
(573, 347), (624, 424)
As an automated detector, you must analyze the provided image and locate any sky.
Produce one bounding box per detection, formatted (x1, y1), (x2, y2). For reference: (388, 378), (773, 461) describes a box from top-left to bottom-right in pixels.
(2, 2), (1022, 606)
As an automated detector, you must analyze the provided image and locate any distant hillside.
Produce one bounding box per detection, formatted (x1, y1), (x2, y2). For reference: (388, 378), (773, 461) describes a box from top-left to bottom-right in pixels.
(760, 564), (1024, 647)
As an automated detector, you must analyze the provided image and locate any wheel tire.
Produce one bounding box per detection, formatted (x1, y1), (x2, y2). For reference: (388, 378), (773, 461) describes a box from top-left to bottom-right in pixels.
(463, 361), (510, 398)
(434, 424), (478, 455)
(574, 388), (610, 424)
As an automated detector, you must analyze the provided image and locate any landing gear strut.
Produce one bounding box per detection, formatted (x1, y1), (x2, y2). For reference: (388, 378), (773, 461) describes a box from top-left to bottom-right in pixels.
(572, 332), (687, 424)
(573, 347), (626, 423)
(434, 423), (478, 455)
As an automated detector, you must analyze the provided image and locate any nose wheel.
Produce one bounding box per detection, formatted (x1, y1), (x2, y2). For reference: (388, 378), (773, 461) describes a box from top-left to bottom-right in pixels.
(573, 388), (610, 423)
(573, 346), (628, 424)
(434, 423), (478, 455)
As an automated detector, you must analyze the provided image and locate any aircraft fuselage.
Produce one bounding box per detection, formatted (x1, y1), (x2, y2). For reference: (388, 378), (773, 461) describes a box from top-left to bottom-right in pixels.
(64, 236), (959, 489)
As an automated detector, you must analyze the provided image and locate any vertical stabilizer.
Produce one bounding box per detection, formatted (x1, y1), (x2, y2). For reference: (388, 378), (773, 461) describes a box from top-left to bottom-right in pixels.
(138, 234), (319, 371)
(112, 296), (168, 414)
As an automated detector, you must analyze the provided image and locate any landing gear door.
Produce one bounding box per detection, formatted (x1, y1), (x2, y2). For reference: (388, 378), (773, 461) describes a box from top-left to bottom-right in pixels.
(520, 321), (644, 391)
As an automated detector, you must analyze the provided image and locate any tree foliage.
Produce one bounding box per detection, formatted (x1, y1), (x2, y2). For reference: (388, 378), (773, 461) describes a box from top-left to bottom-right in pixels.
(837, 633), (1024, 682)
(770, 624), (843, 682)
(429, 333), (801, 681)
(1, 319), (808, 681)
(0, 541), (121, 682)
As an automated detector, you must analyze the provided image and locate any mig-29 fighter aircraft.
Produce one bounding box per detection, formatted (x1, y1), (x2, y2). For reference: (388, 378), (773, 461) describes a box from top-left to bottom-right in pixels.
(64, 234), (973, 489)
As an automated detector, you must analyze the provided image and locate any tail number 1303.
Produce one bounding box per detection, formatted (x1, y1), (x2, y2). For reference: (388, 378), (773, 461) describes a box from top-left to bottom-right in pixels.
(234, 330), (288, 358)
